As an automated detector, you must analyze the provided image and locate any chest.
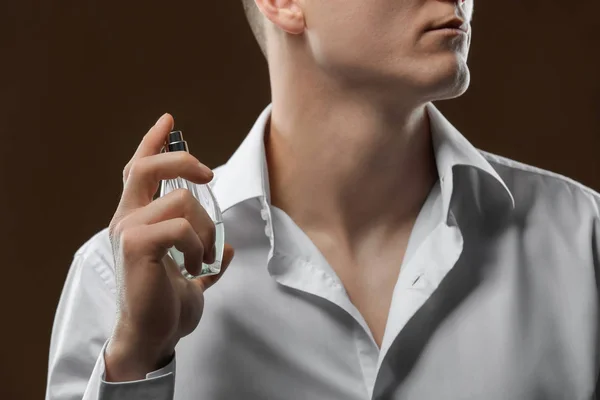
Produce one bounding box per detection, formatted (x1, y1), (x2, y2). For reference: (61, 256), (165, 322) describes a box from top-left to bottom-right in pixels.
(294, 215), (425, 348)
(318, 236), (411, 349)
(186, 251), (595, 400)
(209, 203), (598, 399)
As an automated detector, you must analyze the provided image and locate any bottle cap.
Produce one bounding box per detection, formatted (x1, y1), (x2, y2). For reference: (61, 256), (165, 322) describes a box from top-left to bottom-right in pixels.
(167, 130), (188, 153)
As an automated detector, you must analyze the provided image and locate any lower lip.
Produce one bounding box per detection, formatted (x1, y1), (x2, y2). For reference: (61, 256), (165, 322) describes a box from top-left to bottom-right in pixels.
(429, 28), (468, 36)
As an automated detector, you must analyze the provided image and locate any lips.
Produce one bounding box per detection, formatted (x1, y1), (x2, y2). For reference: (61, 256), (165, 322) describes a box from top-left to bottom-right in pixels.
(428, 18), (469, 33)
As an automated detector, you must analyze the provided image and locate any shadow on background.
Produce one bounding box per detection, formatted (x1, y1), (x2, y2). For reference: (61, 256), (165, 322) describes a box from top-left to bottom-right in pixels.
(1, 1), (598, 398)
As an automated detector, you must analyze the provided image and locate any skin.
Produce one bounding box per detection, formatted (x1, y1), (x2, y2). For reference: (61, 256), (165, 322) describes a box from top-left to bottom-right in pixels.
(259, 0), (475, 346)
(105, 0), (475, 380)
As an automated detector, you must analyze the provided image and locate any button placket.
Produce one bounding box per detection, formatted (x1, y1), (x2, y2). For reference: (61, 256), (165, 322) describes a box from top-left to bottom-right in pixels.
(260, 200), (274, 239)
(353, 323), (379, 399)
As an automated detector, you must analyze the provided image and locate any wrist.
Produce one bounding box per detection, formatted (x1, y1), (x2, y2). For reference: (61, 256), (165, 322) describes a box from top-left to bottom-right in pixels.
(104, 336), (175, 382)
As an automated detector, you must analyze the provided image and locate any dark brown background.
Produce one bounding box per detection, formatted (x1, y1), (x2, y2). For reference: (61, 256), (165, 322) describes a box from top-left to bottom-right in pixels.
(1, 1), (599, 399)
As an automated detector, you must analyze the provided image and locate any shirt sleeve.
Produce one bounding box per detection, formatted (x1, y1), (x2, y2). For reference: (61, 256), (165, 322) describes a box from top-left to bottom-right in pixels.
(593, 211), (600, 399)
(45, 229), (176, 400)
(95, 340), (176, 400)
(594, 215), (600, 280)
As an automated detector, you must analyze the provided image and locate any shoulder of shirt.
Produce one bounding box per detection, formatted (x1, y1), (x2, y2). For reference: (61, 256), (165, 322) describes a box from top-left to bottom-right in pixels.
(74, 227), (114, 270)
(74, 227), (112, 260)
(70, 226), (115, 291)
(479, 149), (600, 217)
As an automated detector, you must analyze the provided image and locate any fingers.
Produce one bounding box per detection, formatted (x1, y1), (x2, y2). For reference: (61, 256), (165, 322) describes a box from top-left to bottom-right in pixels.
(120, 151), (214, 211)
(192, 243), (235, 292)
(117, 188), (217, 264)
(122, 114), (174, 185)
(119, 218), (206, 277)
(111, 112), (229, 288)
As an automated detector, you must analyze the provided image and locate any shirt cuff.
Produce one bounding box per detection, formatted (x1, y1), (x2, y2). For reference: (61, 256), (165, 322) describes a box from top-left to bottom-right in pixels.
(95, 340), (176, 400)
(146, 355), (176, 379)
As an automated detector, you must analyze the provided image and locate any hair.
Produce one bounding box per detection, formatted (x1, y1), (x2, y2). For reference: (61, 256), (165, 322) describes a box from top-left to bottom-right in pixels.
(241, 0), (267, 57)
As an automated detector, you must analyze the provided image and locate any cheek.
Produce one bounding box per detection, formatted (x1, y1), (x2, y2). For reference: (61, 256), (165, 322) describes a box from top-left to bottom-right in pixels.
(305, 8), (378, 66)
(305, 4), (414, 67)
(303, 0), (429, 83)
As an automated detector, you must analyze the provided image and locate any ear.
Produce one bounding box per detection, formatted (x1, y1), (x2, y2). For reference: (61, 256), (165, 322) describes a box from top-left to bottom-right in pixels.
(254, 0), (305, 35)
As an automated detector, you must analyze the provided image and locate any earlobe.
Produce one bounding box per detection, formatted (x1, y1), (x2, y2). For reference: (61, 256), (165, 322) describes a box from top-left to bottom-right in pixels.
(255, 0), (305, 35)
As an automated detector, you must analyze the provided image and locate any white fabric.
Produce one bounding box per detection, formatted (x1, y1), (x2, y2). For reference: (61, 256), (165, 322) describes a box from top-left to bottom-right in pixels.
(46, 103), (600, 400)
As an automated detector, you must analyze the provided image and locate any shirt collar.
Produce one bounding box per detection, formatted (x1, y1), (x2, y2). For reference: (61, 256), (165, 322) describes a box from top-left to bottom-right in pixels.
(212, 103), (515, 222)
(426, 103), (515, 223)
(212, 105), (272, 213)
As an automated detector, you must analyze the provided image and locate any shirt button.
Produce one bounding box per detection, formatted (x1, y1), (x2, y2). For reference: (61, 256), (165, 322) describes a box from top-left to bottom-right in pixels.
(260, 208), (269, 221)
(264, 224), (272, 237)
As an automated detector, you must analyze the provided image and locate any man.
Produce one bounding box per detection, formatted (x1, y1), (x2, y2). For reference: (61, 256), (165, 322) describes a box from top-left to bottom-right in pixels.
(46, 0), (600, 399)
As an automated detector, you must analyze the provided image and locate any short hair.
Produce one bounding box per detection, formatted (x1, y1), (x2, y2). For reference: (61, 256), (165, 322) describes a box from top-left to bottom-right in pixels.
(241, 0), (267, 57)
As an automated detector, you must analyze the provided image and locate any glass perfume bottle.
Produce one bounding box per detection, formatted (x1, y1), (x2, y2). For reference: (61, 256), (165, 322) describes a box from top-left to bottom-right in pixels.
(159, 130), (224, 279)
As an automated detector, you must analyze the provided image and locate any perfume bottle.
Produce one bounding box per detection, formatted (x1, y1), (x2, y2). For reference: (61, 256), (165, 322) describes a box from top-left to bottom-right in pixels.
(159, 130), (224, 279)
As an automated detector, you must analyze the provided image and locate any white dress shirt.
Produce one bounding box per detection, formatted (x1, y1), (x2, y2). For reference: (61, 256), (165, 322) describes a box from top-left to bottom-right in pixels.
(46, 103), (600, 400)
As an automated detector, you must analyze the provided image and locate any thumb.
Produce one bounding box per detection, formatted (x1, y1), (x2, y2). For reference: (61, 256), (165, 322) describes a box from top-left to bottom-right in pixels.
(192, 243), (235, 292)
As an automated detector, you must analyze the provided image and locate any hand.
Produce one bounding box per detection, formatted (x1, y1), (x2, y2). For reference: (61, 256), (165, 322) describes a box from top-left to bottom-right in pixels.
(104, 113), (235, 381)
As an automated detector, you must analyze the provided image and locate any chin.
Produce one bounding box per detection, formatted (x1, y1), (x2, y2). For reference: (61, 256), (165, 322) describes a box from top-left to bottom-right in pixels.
(411, 53), (471, 102)
(433, 68), (470, 101)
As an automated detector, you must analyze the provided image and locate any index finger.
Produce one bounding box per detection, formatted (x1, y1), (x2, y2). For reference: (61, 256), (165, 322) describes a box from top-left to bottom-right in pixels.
(123, 113), (174, 183)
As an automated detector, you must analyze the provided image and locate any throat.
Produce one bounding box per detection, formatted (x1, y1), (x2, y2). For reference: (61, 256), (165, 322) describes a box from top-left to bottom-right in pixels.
(264, 101), (438, 240)
(304, 223), (416, 349)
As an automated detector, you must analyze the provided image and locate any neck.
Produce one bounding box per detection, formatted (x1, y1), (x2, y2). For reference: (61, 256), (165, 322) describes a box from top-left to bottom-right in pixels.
(265, 55), (438, 248)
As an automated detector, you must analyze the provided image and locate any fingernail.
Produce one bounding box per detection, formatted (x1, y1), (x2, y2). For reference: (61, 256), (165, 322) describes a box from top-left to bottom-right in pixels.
(198, 162), (213, 177)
